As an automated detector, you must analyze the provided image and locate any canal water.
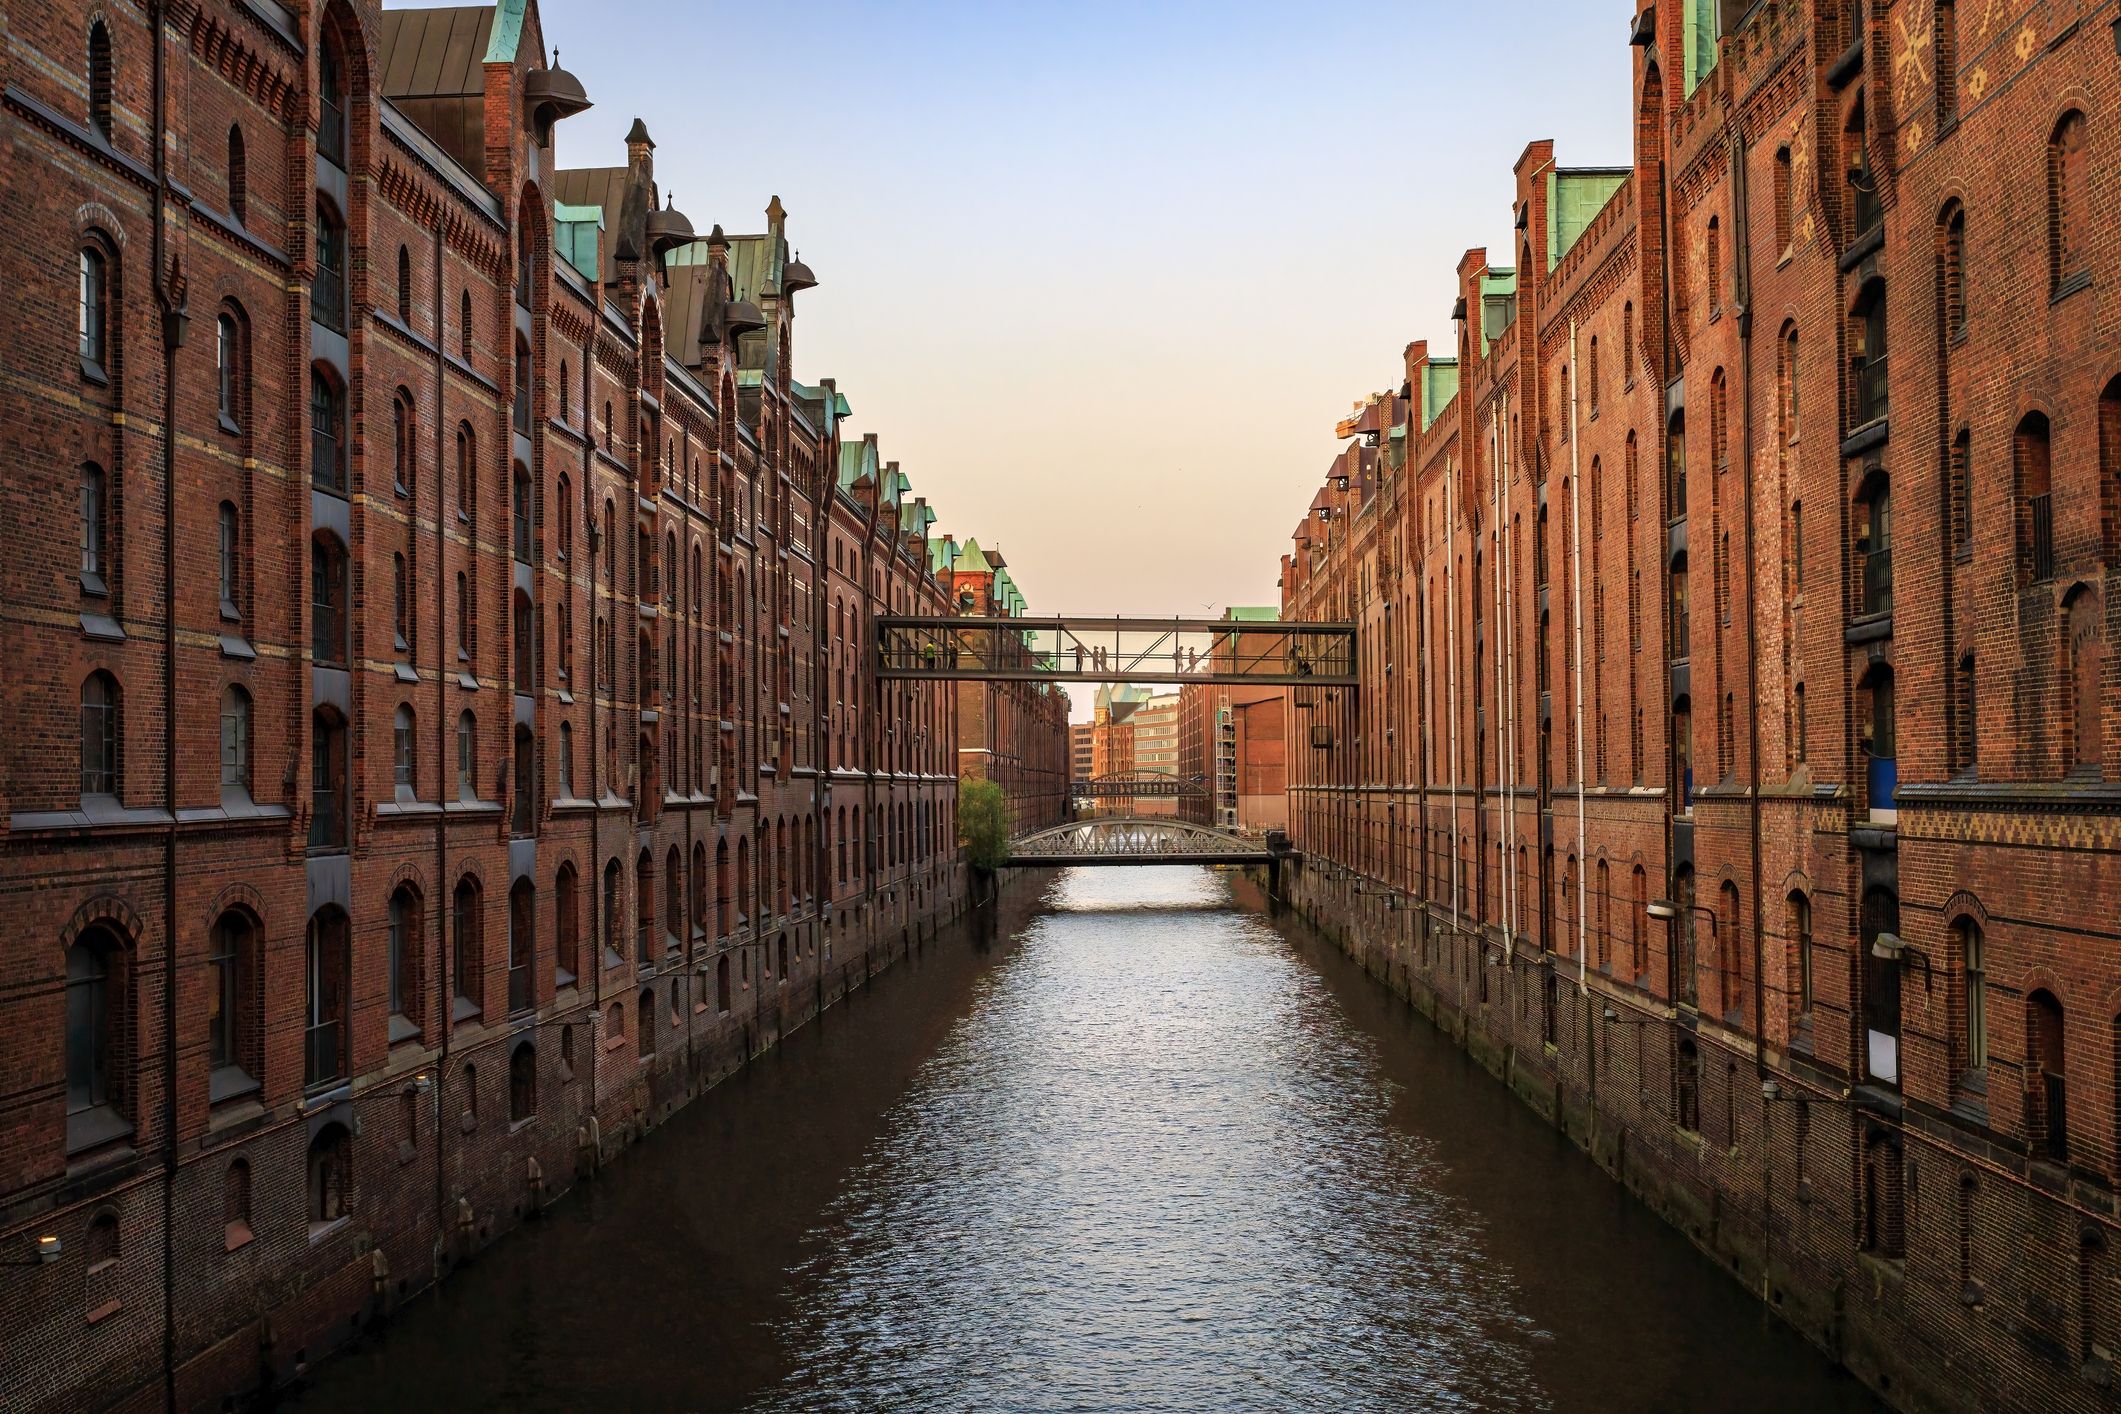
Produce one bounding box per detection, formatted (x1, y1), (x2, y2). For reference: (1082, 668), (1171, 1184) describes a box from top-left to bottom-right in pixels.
(295, 868), (1879, 1413)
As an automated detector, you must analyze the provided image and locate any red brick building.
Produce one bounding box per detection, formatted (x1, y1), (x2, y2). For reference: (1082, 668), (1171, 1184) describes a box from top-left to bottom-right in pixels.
(0, 2), (1059, 1408)
(1179, 608), (1289, 831)
(941, 537), (1070, 835)
(1281, 4), (2120, 1410)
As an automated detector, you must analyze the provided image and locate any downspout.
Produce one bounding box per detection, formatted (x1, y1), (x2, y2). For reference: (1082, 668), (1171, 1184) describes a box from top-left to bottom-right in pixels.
(1445, 464), (1459, 934)
(581, 319), (598, 1137)
(1490, 406), (1505, 948)
(150, 3), (180, 1407)
(1501, 389), (1518, 962)
(1570, 318), (1588, 994)
(431, 195), (451, 1250)
(1729, 117), (1769, 1081)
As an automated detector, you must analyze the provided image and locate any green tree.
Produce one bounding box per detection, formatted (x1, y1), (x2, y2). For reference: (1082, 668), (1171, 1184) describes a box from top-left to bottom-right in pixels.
(958, 776), (1011, 873)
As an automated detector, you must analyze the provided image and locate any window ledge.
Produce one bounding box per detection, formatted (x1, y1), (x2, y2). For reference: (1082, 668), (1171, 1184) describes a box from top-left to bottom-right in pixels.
(388, 1012), (423, 1045)
(81, 611), (126, 643)
(452, 997), (482, 1024)
(208, 1065), (260, 1106)
(223, 1221), (254, 1254)
(2051, 269), (2092, 305)
(307, 1215), (350, 1246)
(80, 357), (108, 387)
(66, 1105), (135, 1157)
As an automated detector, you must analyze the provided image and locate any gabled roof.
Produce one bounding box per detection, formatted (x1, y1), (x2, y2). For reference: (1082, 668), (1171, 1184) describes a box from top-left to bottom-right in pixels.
(955, 537), (992, 574)
(1547, 169), (1629, 270)
(837, 439), (878, 493)
(551, 167), (630, 282)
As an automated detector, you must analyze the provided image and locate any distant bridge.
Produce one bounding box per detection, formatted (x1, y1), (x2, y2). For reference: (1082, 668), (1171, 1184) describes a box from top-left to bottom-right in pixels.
(1067, 772), (1208, 802)
(1005, 817), (1283, 867)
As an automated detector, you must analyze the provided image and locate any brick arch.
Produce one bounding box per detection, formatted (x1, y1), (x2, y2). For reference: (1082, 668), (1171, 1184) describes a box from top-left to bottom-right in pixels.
(451, 861), (488, 896)
(204, 882), (266, 931)
(1939, 890), (1989, 930)
(1777, 867), (1813, 900)
(2019, 965), (2071, 1013)
(74, 202), (127, 245)
(386, 860), (427, 899)
(60, 893), (143, 951)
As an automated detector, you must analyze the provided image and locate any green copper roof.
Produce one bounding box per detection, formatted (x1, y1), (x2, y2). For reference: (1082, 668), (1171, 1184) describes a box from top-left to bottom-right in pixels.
(484, 0), (527, 62)
(1547, 169), (1629, 270)
(1226, 606), (1279, 622)
(554, 201), (603, 281)
(956, 538), (992, 574)
(928, 537), (957, 575)
(1421, 359), (1459, 432)
(838, 439), (878, 492)
(1479, 270), (1518, 354)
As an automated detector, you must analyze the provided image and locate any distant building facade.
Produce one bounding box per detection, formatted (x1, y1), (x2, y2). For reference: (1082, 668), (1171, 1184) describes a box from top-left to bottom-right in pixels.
(942, 537), (1070, 835)
(1180, 609), (1288, 832)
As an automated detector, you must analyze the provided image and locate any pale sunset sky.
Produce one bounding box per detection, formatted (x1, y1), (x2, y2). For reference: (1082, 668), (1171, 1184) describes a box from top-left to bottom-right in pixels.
(459, 0), (1634, 615)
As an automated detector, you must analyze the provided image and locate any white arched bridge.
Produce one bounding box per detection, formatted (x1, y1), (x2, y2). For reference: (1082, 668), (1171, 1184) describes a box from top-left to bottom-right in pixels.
(1005, 818), (1288, 868)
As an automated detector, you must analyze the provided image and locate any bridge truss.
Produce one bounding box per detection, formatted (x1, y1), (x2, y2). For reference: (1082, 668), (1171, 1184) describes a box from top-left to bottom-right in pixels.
(1068, 772), (1209, 802)
(874, 615), (1356, 687)
(1006, 817), (1278, 867)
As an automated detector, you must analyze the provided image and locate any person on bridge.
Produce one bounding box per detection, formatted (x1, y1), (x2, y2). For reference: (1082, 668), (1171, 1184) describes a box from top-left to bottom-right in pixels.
(1074, 645), (1084, 674)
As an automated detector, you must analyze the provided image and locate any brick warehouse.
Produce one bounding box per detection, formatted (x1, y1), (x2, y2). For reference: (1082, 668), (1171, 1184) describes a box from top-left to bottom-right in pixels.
(0, 1), (1067, 1409)
(1279, 3), (2119, 1412)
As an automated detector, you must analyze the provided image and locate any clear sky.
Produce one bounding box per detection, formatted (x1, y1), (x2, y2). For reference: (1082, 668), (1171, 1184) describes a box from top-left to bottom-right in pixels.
(486, 0), (1633, 615)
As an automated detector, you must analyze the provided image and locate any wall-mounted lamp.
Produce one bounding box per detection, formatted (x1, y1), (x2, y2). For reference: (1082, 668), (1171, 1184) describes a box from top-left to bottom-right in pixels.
(1601, 1004), (1655, 1027)
(3, 1235), (63, 1267)
(1646, 898), (1679, 921)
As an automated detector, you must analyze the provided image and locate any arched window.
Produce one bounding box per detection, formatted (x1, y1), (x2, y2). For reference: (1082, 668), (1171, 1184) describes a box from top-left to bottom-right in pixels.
(316, 24), (347, 165)
(1790, 891), (1813, 1017)
(1666, 410), (1687, 520)
(219, 686), (251, 798)
(1856, 469), (1892, 616)
(1718, 880), (1742, 1017)
(508, 879), (534, 1014)
(1939, 204), (1966, 342)
(635, 849), (654, 964)
(1861, 885), (1901, 1084)
(691, 842), (708, 942)
(555, 474), (572, 562)
(1621, 301), (1635, 384)
(452, 876), (483, 1020)
(1957, 918), (1986, 1072)
(2066, 585), (2103, 773)
(207, 910), (258, 1090)
(665, 845), (683, 951)
(219, 502), (242, 619)
(393, 390), (414, 495)
(216, 311), (243, 429)
(516, 217), (535, 308)
(1705, 215), (1722, 316)
(512, 587), (534, 690)
(2049, 111), (2088, 292)
(513, 465), (533, 562)
(309, 706), (347, 851)
(1667, 550), (1690, 661)
(1773, 145), (1793, 253)
(557, 720), (574, 796)
(513, 336), (532, 435)
(456, 423), (476, 519)
(304, 907), (349, 1087)
(313, 199), (347, 336)
(310, 367), (345, 492)
(79, 462), (108, 592)
(509, 1042), (537, 1123)
(455, 709), (476, 800)
(555, 863), (580, 984)
(1672, 863), (1698, 1006)
(2028, 990), (2067, 1159)
(80, 670), (120, 800)
(2017, 413), (2054, 582)
(387, 885), (420, 1025)
(1862, 662), (1896, 819)
(716, 953), (731, 1013)
(78, 243), (109, 374)
(637, 986), (655, 1058)
(1849, 280), (1888, 428)
(66, 926), (128, 1151)
(310, 533), (348, 663)
(1846, 94), (1879, 236)
(511, 723), (535, 836)
(456, 571), (473, 660)
(716, 838), (732, 936)
(602, 857), (623, 962)
(390, 552), (410, 652)
(307, 1124), (351, 1229)
(87, 21), (113, 138)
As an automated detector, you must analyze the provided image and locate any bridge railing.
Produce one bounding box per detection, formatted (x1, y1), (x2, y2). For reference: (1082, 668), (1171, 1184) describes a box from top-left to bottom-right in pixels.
(875, 616), (1356, 686)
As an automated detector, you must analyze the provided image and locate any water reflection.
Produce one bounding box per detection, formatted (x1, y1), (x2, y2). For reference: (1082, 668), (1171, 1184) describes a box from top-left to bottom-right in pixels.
(297, 867), (1877, 1414)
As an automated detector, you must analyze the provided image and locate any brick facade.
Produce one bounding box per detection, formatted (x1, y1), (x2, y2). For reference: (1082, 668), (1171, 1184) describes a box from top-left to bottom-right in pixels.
(0, 2), (1062, 1409)
(1279, 4), (2120, 1411)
